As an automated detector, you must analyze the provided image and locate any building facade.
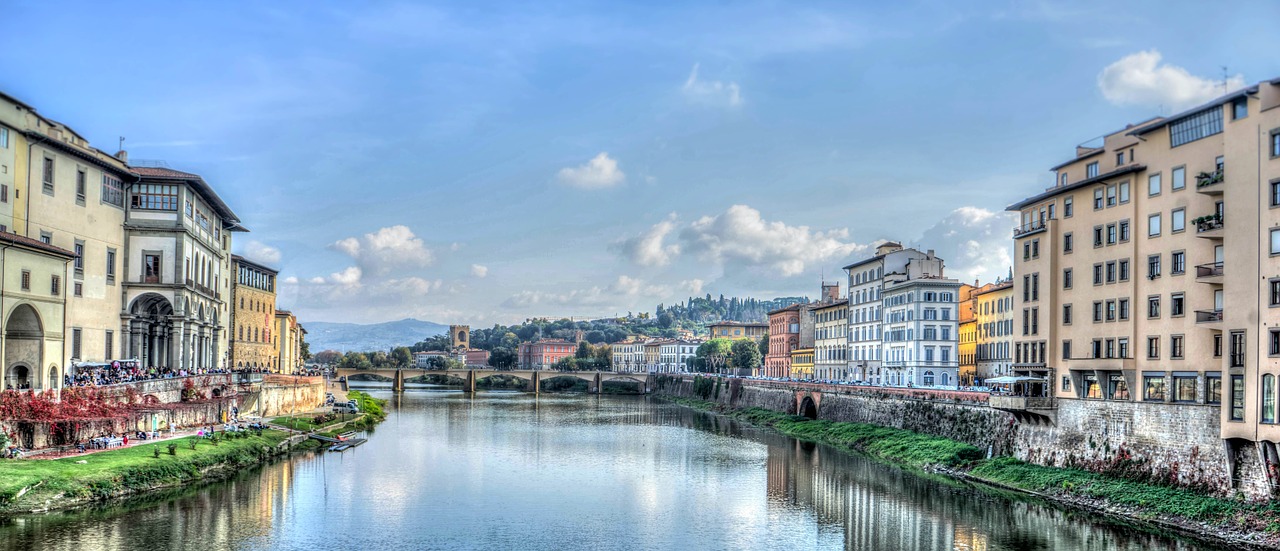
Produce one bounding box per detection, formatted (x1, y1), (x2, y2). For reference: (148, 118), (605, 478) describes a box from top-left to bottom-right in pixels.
(882, 276), (961, 388)
(765, 304), (802, 378)
(1007, 78), (1280, 464)
(0, 233), (74, 390)
(844, 244), (947, 384)
(518, 339), (575, 370)
(230, 255), (278, 371)
(707, 321), (767, 341)
(658, 340), (697, 373)
(813, 299), (848, 381)
(274, 310), (306, 373)
(974, 280), (1015, 384)
(611, 340), (647, 373)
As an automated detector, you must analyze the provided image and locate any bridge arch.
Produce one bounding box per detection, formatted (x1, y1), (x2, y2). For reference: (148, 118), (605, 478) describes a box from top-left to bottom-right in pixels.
(798, 396), (818, 420)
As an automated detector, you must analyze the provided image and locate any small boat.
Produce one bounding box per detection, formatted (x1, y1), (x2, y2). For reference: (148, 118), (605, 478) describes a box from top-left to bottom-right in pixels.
(329, 444), (350, 452)
(347, 438), (368, 447)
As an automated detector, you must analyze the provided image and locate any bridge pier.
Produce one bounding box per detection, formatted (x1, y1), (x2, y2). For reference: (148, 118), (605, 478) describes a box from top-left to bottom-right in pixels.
(465, 370), (476, 394)
(592, 372), (602, 394)
(392, 369), (405, 393)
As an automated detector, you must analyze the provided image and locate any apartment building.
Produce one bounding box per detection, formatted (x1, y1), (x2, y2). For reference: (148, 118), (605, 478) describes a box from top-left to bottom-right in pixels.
(974, 280), (1015, 384)
(611, 340), (646, 373)
(813, 299), (848, 381)
(765, 304), (803, 378)
(843, 244), (947, 384)
(1008, 78), (1280, 458)
(707, 321), (767, 341)
(958, 283), (982, 384)
(882, 274), (961, 387)
(658, 340), (697, 373)
(517, 339), (575, 370)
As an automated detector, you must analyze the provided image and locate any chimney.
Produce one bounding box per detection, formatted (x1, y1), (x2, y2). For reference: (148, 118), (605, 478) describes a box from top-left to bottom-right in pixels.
(115, 150), (128, 163)
(927, 249), (935, 258)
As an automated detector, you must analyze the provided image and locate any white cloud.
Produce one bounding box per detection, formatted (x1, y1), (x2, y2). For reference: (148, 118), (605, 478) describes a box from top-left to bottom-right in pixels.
(1098, 50), (1244, 110)
(329, 266), (363, 286)
(914, 206), (1014, 284)
(680, 279), (705, 295)
(681, 205), (868, 277)
(610, 275), (669, 296)
(241, 240), (282, 265)
(613, 215), (681, 267)
(470, 264), (488, 278)
(282, 276), (299, 285)
(502, 287), (608, 309)
(308, 276), (326, 284)
(329, 225), (434, 276)
(683, 63), (742, 108)
(556, 152), (625, 189)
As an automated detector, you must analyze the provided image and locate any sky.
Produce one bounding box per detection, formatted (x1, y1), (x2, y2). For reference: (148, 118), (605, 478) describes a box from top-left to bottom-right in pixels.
(3, 1), (1278, 325)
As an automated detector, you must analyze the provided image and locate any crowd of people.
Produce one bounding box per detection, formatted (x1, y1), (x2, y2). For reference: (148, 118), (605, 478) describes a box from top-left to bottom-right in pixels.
(61, 362), (273, 388)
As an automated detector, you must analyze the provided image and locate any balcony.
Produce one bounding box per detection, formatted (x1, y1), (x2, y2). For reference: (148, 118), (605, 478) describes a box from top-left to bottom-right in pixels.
(1194, 214), (1224, 239)
(1013, 217), (1053, 239)
(990, 395), (1057, 411)
(1195, 262), (1223, 284)
(1195, 168), (1225, 195)
(1195, 309), (1224, 328)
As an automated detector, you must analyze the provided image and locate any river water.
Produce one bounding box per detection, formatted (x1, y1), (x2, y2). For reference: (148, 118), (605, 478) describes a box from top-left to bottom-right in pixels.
(0, 390), (1221, 550)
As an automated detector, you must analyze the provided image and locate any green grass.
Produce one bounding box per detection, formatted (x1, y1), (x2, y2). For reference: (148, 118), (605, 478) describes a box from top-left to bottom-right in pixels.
(270, 415), (350, 432)
(0, 430), (291, 513)
(346, 390), (386, 422)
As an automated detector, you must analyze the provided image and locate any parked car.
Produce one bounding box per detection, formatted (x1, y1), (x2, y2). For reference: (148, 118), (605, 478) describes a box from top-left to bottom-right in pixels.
(333, 400), (360, 414)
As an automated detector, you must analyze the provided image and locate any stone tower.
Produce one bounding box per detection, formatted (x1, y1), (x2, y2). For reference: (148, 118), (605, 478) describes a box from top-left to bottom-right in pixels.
(450, 325), (470, 350)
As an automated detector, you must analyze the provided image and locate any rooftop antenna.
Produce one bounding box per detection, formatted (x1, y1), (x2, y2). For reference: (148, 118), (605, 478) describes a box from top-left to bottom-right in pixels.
(1222, 66), (1230, 94)
(118, 136), (125, 151)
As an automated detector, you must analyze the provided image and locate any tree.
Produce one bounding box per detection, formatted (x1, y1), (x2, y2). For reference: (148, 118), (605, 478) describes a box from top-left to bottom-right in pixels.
(300, 341), (312, 362)
(657, 312), (674, 328)
(428, 356), (464, 370)
(757, 333), (769, 360)
(338, 351), (372, 370)
(696, 339), (733, 373)
(314, 350), (342, 365)
(553, 356), (578, 371)
(391, 347), (413, 368)
(489, 347), (517, 369)
(576, 341), (593, 360)
(732, 339), (762, 375)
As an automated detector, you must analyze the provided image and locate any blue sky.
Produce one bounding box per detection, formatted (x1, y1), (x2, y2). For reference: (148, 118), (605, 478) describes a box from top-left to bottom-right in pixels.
(5, 1), (1278, 324)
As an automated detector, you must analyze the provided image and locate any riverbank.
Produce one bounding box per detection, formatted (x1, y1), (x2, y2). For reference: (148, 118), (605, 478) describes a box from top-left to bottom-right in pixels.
(663, 396), (1280, 550)
(0, 391), (389, 516)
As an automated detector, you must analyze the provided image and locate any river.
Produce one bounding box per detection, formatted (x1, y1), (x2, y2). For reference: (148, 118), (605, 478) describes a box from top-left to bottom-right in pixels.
(0, 390), (1222, 550)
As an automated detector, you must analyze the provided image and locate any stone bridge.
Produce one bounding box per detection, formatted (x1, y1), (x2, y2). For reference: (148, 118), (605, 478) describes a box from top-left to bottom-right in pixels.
(335, 368), (653, 394)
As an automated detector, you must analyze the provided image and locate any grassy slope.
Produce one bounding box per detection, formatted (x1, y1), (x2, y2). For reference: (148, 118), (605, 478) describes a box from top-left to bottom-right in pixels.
(666, 396), (1280, 535)
(0, 430), (293, 513)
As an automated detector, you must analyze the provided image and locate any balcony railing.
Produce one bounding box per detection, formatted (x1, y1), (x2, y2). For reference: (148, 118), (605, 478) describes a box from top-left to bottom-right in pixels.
(1195, 168), (1224, 189)
(1194, 214), (1224, 233)
(1195, 309), (1224, 324)
(1013, 217), (1054, 238)
(1195, 262), (1224, 279)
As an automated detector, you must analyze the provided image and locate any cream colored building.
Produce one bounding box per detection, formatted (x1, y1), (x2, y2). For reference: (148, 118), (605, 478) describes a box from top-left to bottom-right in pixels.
(0, 233), (74, 390)
(973, 280), (1014, 384)
(1008, 78), (1280, 457)
(274, 310), (306, 373)
(812, 299), (848, 381)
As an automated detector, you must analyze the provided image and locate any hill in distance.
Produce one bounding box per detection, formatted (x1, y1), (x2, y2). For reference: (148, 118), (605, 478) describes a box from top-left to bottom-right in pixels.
(303, 318), (448, 352)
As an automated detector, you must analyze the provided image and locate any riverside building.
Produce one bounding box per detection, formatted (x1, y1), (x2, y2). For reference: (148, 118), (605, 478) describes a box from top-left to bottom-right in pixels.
(230, 255), (278, 371)
(1008, 77), (1280, 469)
(843, 243), (947, 384)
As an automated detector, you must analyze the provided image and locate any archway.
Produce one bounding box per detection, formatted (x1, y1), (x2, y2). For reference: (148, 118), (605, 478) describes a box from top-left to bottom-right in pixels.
(128, 293), (175, 368)
(799, 396), (818, 420)
(5, 304), (43, 390)
(48, 364), (59, 390)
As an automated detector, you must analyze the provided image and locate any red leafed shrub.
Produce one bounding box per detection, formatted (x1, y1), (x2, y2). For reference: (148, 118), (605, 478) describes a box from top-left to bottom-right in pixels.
(0, 387), (129, 422)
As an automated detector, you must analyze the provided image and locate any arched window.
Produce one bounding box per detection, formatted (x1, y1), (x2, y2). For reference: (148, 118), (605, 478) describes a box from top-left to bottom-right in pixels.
(1264, 374), (1276, 424)
(923, 371), (935, 386)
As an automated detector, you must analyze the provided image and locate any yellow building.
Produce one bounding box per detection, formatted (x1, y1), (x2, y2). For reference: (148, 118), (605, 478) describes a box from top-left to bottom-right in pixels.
(790, 347), (815, 379)
(230, 255), (278, 371)
(274, 310), (307, 373)
(707, 321), (768, 340)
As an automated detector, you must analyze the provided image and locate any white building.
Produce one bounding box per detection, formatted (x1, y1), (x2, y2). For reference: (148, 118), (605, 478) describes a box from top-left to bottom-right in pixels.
(813, 299), (848, 381)
(882, 275), (961, 388)
(843, 243), (946, 383)
(658, 340), (698, 373)
(611, 340), (647, 373)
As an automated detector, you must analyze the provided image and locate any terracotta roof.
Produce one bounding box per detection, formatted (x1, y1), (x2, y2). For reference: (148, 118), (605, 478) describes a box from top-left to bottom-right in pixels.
(131, 166), (201, 179)
(0, 231), (77, 259)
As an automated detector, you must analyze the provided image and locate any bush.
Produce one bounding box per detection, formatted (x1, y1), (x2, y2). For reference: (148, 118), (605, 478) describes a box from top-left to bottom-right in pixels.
(152, 446), (160, 458)
(167, 443), (178, 456)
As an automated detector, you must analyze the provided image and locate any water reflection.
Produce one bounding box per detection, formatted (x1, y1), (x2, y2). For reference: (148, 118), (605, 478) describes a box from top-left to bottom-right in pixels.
(0, 392), (1218, 551)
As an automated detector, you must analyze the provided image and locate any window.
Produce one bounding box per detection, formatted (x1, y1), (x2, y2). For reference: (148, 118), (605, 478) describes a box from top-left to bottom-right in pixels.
(101, 175), (124, 207)
(20, 270), (29, 291)
(1093, 264), (1102, 285)
(1119, 259), (1130, 281)
(1063, 268), (1073, 289)
(1116, 151), (1124, 166)
(1106, 261), (1116, 283)
(1172, 166), (1185, 191)
(1063, 304), (1073, 324)
(0, 127), (7, 148)
(1173, 374), (1196, 402)
(72, 328), (82, 360)
(1148, 213), (1161, 237)
(105, 331), (113, 360)
(1087, 162), (1099, 178)
(1061, 172), (1068, 186)
(51, 275), (60, 296)
(1147, 336), (1160, 359)
(1273, 131), (1280, 158)
(75, 169), (86, 205)
(1272, 229), (1280, 255)
(1170, 251), (1185, 275)
(1092, 301), (1103, 322)
(1148, 295), (1160, 318)
(1106, 300), (1116, 321)
(1273, 181), (1280, 207)
(144, 254), (162, 284)
(1265, 375), (1276, 424)
(73, 241), (84, 275)
(1093, 226), (1103, 247)
(1231, 375), (1245, 421)
(41, 156), (55, 195)
(1230, 331), (1246, 368)
(1094, 188), (1104, 210)
(1170, 107), (1224, 147)
(1107, 223), (1117, 244)
(1119, 182), (1130, 203)
(1233, 97), (1248, 120)
(106, 248), (116, 284)
(1105, 339), (1115, 358)
(1119, 298), (1130, 320)
(1171, 208), (1185, 233)
(0, 184), (6, 203)
(1273, 279), (1280, 306)
(1062, 340), (1071, 360)
(1031, 239), (1039, 258)
(1208, 375), (1222, 404)
(39, 231), (51, 245)
(1148, 254), (1161, 279)
(130, 184), (179, 211)
(1144, 374), (1165, 401)
(1064, 197), (1073, 217)
(1148, 173), (1161, 196)
(1106, 184), (1116, 206)
(1063, 232), (1073, 253)
(73, 282), (82, 297)
(1031, 274), (1038, 301)
(1119, 220), (1130, 241)
(1118, 338), (1129, 358)
(1214, 334), (1223, 357)
(1271, 329), (1280, 356)
(186, 200), (194, 218)
(1092, 339), (1102, 359)
(1171, 335), (1184, 358)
